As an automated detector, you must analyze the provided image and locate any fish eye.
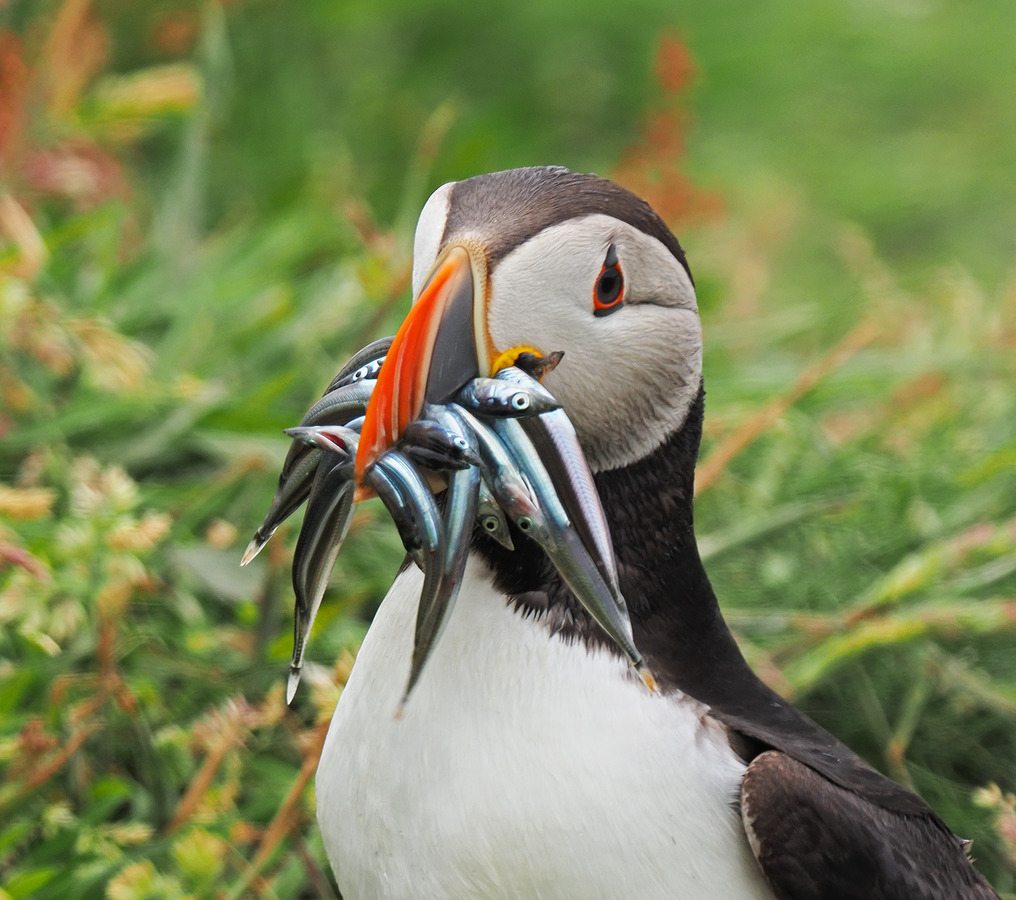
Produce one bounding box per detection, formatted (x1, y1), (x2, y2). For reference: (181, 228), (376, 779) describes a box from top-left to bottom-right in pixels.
(453, 437), (469, 451)
(353, 365), (369, 380)
(481, 516), (499, 532)
(517, 516), (533, 532)
(511, 394), (530, 411)
(593, 243), (624, 317)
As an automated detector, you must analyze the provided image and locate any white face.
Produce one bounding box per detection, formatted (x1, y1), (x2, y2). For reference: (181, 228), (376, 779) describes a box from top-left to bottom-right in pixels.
(413, 190), (702, 473)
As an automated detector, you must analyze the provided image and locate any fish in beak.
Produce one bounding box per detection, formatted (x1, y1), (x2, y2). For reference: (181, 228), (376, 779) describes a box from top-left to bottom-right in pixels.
(249, 237), (654, 701)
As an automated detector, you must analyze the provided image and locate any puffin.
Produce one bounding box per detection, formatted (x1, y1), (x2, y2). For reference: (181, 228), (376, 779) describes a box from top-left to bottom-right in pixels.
(314, 166), (1000, 900)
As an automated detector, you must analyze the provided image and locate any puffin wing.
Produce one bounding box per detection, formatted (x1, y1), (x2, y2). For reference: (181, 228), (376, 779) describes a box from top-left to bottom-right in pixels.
(740, 750), (1000, 900)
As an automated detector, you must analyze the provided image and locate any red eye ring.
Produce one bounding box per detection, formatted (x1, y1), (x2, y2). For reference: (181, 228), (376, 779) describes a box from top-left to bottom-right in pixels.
(593, 244), (624, 317)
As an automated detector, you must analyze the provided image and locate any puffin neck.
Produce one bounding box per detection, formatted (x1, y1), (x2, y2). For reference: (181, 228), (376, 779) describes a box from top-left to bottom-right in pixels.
(593, 382), (759, 700)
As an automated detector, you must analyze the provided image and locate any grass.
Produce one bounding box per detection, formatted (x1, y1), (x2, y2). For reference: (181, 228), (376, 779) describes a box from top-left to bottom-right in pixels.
(0, 1), (1014, 897)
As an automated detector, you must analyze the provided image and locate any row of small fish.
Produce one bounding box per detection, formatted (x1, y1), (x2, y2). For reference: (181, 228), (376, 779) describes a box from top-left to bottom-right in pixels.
(244, 338), (655, 706)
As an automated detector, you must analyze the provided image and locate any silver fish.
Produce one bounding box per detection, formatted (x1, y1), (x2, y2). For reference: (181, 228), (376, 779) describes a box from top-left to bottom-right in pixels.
(321, 336), (391, 394)
(366, 450), (451, 709)
(495, 366), (618, 591)
(242, 422), (362, 567)
(403, 457), (480, 703)
(242, 448), (320, 566)
(453, 405), (549, 541)
(422, 403), (514, 551)
(289, 453), (357, 703)
(455, 375), (560, 418)
(490, 415), (654, 691)
(477, 479), (513, 550)
(366, 450), (446, 582)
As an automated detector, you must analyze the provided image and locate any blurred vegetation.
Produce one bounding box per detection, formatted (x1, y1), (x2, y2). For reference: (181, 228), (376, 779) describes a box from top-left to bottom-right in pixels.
(0, 0), (1014, 897)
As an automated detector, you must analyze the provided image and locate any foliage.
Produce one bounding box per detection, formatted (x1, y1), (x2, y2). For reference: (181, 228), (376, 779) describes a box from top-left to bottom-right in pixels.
(0, 1), (1013, 898)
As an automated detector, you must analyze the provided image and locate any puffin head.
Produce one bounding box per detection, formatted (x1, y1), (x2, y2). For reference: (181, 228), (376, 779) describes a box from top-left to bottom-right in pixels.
(357, 166), (701, 480)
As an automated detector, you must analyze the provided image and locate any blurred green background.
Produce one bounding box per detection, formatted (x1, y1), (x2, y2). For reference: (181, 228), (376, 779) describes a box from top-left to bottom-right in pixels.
(1, 1), (1014, 897)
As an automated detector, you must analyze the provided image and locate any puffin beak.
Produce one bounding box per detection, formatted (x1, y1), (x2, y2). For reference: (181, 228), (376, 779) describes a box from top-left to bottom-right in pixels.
(355, 245), (490, 495)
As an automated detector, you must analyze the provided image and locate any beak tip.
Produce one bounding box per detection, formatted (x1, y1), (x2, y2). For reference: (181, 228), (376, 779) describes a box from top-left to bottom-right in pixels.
(241, 538), (262, 566)
(286, 668), (301, 705)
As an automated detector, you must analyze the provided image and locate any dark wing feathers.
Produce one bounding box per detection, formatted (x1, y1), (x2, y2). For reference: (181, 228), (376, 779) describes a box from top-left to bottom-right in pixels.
(741, 751), (1000, 900)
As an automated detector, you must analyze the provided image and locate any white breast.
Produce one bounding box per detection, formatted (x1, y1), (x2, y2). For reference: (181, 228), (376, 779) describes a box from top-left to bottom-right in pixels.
(317, 557), (774, 900)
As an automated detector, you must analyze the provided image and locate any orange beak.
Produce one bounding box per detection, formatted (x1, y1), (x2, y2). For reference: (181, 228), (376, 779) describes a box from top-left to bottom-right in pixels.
(355, 245), (488, 495)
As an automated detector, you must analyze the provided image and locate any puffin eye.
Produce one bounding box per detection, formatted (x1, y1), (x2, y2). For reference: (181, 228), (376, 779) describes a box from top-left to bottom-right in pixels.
(593, 244), (624, 317)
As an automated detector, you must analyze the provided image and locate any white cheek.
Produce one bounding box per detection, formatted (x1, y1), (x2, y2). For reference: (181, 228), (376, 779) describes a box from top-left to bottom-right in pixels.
(542, 307), (702, 472)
